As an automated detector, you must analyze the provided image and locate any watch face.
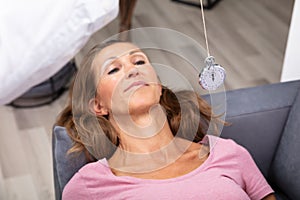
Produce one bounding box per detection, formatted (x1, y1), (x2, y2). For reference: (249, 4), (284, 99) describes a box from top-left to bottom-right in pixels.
(199, 64), (226, 90)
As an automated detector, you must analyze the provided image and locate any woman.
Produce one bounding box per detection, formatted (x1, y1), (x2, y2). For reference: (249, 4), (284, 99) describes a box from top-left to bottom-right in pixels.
(58, 40), (276, 200)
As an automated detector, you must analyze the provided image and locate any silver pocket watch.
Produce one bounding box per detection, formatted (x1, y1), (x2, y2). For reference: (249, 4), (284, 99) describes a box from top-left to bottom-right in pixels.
(199, 56), (226, 91)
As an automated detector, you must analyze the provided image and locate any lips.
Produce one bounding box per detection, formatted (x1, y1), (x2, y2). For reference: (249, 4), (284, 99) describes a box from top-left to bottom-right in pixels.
(124, 81), (149, 92)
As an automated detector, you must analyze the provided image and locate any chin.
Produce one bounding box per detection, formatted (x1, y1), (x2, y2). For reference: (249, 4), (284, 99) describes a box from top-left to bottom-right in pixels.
(128, 95), (159, 114)
(126, 85), (161, 113)
(129, 99), (158, 113)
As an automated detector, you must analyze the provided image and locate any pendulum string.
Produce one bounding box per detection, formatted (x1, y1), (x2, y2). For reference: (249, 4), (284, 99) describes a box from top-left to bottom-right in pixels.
(199, 0), (210, 57)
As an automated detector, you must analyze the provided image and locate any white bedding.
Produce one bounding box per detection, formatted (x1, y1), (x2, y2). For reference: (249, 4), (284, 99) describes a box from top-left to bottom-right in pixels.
(0, 0), (119, 105)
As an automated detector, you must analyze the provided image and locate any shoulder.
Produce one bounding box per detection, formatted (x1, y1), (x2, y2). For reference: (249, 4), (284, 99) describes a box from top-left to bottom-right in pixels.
(208, 135), (262, 171)
(62, 159), (110, 200)
(208, 135), (247, 154)
(78, 159), (110, 175)
(206, 135), (251, 162)
(205, 136), (274, 199)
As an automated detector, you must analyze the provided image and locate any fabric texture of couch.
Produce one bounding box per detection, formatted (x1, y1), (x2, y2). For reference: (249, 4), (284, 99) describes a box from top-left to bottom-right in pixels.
(52, 80), (300, 200)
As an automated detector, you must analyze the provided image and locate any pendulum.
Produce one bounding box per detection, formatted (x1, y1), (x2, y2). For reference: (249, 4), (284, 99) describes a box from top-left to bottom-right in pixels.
(198, 0), (226, 90)
(199, 56), (226, 90)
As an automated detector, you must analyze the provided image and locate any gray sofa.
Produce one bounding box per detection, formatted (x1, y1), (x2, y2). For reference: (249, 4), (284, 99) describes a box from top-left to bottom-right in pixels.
(52, 80), (300, 200)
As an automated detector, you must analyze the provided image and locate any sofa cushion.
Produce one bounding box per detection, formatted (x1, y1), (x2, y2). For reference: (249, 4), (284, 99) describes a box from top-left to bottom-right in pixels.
(270, 85), (300, 200)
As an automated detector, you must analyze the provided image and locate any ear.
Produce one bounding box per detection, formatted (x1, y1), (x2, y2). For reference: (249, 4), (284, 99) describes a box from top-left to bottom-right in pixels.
(158, 83), (162, 96)
(156, 76), (162, 96)
(89, 98), (108, 116)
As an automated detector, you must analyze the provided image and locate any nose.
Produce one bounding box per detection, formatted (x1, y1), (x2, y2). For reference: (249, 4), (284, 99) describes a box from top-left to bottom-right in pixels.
(126, 65), (139, 79)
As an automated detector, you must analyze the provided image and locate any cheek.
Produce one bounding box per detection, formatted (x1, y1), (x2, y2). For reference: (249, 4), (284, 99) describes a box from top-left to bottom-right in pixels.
(97, 76), (120, 107)
(147, 66), (157, 79)
(147, 67), (158, 80)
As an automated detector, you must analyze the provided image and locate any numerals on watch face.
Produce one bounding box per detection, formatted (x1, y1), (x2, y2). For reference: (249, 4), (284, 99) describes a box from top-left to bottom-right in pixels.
(199, 64), (226, 91)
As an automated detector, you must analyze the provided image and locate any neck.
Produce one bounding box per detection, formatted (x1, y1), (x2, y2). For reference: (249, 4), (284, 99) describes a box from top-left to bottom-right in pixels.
(108, 105), (194, 173)
(108, 121), (194, 173)
(118, 120), (174, 153)
(110, 104), (171, 153)
(108, 120), (198, 173)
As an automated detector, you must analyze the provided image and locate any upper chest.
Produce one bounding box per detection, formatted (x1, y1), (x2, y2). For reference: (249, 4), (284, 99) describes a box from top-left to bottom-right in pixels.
(113, 144), (209, 180)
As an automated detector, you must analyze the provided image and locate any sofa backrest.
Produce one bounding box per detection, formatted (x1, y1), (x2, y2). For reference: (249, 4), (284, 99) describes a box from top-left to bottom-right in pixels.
(222, 80), (300, 178)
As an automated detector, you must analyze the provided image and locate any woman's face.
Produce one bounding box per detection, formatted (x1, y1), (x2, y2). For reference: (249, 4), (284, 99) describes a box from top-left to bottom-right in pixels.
(91, 42), (161, 118)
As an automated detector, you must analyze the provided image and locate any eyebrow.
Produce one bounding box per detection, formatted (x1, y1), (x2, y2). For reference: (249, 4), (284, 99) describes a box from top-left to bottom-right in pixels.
(100, 49), (144, 75)
(129, 49), (143, 55)
(101, 57), (117, 75)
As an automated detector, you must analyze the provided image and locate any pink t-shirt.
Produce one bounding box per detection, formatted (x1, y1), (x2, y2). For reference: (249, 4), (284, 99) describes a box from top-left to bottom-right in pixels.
(62, 136), (273, 200)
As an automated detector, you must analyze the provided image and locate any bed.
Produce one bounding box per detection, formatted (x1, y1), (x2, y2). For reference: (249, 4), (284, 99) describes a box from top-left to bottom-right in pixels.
(0, 0), (119, 105)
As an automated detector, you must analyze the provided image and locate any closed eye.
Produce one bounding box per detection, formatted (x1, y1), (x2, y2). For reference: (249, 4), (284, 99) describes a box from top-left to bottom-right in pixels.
(135, 60), (145, 65)
(108, 68), (120, 75)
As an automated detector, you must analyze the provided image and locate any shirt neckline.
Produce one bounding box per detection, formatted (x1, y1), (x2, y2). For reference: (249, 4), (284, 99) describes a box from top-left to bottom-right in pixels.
(98, 135), (219, 184)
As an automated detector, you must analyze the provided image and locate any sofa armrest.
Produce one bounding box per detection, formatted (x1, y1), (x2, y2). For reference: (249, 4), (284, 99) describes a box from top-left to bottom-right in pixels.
(269, 81), (300, 200)
(52, 126), (87, 199)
